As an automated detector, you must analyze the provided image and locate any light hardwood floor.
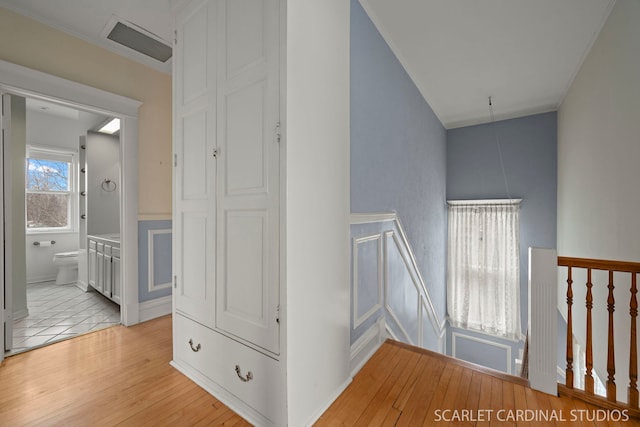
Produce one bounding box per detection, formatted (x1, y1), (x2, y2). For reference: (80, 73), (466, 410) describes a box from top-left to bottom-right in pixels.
(1, 315), (638, 426)
(318, 340), (639, 427)
(0, 315), (250, 426)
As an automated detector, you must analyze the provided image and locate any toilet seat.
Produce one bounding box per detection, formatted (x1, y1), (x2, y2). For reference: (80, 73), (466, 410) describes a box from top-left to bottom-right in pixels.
(54, 251), (78, 259)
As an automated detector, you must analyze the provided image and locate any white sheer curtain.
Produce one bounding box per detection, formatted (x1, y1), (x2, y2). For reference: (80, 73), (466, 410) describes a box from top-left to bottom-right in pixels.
(447, 201), (521, 340)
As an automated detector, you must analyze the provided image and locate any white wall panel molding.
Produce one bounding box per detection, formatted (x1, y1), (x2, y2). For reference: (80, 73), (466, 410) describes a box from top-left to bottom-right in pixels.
(384, 230), (419, 345)
(352, 233), (383, 328)
(147, 228), (172, 292)
(351, 212), (444, 339)
(452, 332), (512, 374)
(350, 212), (397, 225)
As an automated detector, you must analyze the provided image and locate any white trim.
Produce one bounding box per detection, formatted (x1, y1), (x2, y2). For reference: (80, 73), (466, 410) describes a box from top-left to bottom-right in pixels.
(138, 296), (172, 322)
(138, 213), (173, 221)
(448, 322), (523, 343)
(351, 212), (445, 340)
(170, 361), (276, 427)
(301, 378), (353, 427)
(147, 228), (172, 292)
(350, 316), (385, 376)
(385, 322), (399, 341)
(452, 331), (513, 375)
(0, 60), (141, 117)
(350, 212), (397, 225)
(557, 365), (566, 380)
(352, 234), (383, 328)
(13, 308), (29, 321)
(383, 231), (417, 345)
(0, 59), (141, 327)
(446, 198), (522, 206)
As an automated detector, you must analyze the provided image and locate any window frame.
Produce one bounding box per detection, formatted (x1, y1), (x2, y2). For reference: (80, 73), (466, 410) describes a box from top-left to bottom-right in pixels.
(25, 145), (78, 234)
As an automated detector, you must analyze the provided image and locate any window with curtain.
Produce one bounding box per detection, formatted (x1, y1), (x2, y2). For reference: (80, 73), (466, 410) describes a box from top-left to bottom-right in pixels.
(447, 200), (521, 340)
(26, 146), (77, 233)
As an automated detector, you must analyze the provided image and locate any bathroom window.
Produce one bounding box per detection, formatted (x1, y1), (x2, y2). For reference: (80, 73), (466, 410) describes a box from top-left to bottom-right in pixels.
(26, 146), (77, 233)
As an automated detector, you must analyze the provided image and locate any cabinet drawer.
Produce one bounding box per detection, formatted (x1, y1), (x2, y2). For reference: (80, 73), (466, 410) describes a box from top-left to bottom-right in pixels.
(213, 329), (283, 424)
(89, 240), (97, 250)
(173, 314), (283, 423)
(174, 314), (217, 379)
(111, 247), (120, 258)
(96, 242), (104, 252)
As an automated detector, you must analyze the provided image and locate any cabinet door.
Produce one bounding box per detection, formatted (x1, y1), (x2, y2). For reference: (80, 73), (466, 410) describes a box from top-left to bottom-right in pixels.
(111, 256), (121, 305)
(96, 251), (105, 293)
(88, 247), (97, 288)
(104, 253), (112, 297)
(173, 0), (218, 327)
(215, 0), (281, 355)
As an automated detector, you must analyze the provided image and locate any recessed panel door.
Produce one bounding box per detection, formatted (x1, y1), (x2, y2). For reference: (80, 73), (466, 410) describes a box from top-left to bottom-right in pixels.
(215, 0), (280, 355)
(173, 0), (217, 327)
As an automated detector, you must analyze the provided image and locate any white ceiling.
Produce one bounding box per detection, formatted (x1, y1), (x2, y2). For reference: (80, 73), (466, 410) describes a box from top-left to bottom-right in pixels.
(0, 0), (616, 128)
(361, 0), (616, 128)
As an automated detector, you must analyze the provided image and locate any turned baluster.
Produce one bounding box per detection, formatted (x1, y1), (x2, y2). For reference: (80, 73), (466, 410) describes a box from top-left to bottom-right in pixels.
(629, 273), (639, 408)
(585, 268), (594, 394)
(566, 266), (574, 389)
(606, 270), (616, 402)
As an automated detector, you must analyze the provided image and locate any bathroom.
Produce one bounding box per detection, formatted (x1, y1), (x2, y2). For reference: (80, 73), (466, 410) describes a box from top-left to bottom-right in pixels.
(9, 96), (122, 354)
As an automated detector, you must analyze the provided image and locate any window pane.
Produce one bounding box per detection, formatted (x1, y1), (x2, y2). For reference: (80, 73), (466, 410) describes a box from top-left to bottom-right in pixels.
(26, 193), (70, 229)
(27, 159), (70, 191)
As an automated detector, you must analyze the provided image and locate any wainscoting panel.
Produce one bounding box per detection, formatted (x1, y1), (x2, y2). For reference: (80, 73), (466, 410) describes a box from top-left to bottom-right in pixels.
(350, 213), (445, 371)
(148, 228), (173, 292)
(452, 331), (512, 374)
(384, 231), (420, 345)
(353, 234), (383, 328)
(138, 220), (173, 304)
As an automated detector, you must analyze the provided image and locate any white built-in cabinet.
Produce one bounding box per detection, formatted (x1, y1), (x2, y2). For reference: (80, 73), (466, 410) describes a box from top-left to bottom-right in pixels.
(88, 235), (121, 305)
(172, 0), (284, 425)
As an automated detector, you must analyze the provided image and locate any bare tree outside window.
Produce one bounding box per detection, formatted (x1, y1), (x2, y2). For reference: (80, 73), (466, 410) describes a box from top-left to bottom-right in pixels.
(26, 157), (72, 229)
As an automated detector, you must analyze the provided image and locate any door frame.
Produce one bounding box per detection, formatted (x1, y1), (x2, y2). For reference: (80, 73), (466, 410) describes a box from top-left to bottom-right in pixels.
(0, 60), (142, 340)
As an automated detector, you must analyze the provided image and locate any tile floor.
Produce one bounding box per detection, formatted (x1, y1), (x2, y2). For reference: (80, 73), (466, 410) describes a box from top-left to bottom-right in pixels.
(8, 281), (120, 356)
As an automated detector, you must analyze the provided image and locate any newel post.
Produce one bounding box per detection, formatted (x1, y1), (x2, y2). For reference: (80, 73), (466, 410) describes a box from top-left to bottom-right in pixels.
(528, 247), (558, 396)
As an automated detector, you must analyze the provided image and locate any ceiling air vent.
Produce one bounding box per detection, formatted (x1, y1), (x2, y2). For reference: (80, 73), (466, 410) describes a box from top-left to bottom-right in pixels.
(105, 17), (172, 63)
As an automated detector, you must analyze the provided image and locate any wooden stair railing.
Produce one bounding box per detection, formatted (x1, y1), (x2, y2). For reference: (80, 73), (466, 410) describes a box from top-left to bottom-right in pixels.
(558, 257), (640, 408)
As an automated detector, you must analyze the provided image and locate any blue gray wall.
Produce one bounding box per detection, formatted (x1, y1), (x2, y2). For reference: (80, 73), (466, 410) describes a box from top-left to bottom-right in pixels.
(447, 111), (558, 337)
(350, 0), (448, 321)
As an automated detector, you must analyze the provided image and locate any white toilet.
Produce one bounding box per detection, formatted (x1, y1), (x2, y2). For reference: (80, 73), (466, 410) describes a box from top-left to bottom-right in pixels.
(52, 251), (79, 285)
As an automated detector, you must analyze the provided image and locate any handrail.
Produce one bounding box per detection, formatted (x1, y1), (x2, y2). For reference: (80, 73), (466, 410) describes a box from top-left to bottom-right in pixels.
(558, 256), (640, 273)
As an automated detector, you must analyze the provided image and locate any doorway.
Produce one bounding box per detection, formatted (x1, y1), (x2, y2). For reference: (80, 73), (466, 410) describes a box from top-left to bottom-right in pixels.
(0, 59), (141, 362)
(5, 96), (123, 355)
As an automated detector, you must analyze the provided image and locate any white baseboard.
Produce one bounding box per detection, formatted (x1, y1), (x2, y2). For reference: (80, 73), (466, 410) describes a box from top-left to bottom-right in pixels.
(27, 275), (57, 284)
(302, 377), (353, 427)
(171, 361), (275, 426)
(350, 317), (386, 376)
(138, 296), (172, 322)
(13, 308), (29, 321)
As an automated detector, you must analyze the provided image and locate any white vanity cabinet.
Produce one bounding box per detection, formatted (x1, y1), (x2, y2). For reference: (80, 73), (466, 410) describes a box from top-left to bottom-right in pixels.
(172, 0), (283, 425)
(88, 235), (120, 305)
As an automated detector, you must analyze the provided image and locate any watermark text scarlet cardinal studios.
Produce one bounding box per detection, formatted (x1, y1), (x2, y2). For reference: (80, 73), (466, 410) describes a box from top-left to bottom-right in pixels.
(433, 408), (630, 423)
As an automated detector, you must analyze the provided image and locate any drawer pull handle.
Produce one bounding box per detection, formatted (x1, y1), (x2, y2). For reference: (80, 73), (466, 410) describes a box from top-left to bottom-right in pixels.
(188, 339), (201, 352)
(235, 365), (253, 382)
